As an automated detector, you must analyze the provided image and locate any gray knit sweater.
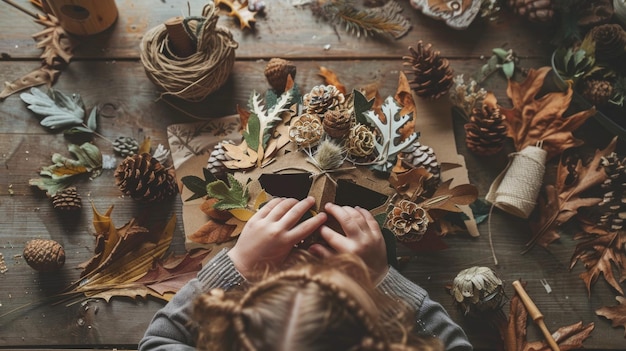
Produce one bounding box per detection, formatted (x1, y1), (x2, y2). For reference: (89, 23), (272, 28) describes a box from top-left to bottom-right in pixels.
(138, 249), (472, 351)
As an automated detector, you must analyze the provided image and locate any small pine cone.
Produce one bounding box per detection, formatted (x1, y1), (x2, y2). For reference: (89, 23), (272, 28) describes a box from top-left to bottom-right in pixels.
(596, 153), (626, 230)
(385, 200), (429, 242)
(581, 78), (614, 107)
(576, 0), (614, 28)
(289, 113), (324, 147)
(450, 266), (505, 316)
(508, 0), (554, 22)
(112, 136), (139, 157)
(264, 58), (297, 93)
(207, 140), (235, 178)
(23, 239), (65, 272)
(400, 142), (441, 182)
(403, 41), (454, 99)
(303, 85), (346, 115)
(51, 186), (82, 211)
(589, 24), (626, 63)
(346, 124), (375, 157)
(114, 153), (177, 202)
(464, 103), (507, 156)
(323, 109), (352, 139)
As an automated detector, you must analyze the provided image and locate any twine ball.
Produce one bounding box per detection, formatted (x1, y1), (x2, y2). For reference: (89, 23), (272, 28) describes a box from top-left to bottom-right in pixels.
(140, 3), (238, 102)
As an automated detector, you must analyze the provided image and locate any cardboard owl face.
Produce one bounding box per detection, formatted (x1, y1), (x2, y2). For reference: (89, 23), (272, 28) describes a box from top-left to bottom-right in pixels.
(409, 0), (482, 30)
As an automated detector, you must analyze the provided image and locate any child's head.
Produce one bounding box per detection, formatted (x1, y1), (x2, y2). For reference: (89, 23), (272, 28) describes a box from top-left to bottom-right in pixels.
(192, 252), (443, 351)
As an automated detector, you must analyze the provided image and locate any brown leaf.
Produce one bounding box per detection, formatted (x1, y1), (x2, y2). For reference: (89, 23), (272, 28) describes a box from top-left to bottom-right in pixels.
(596, 296), (626, 337)
(570, 228), (626, 296)
(419, 179), (478, 212)
(223, 140), (258, 170)
(318, 66), (347, 94)
(34, 14), (74, 66)
(188, 219), (237, 244)
(528, 137), (616, 249)
(395, 71), (416, 140)
(501, 67), (596, 160)
(504, 281), (594, 351)
(200, 198), (233, 221)
(0, 67), (59, 100)
(388, 168), (431, 199)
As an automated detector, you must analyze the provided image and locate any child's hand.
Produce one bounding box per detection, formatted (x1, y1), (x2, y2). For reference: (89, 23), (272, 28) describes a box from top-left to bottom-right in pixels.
(228, 196), (327, 279)
(309, 203), (389, 284)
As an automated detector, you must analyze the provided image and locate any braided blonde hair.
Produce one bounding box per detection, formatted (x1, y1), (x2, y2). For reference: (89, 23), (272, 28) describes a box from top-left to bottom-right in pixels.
(192, 251), (443, 351)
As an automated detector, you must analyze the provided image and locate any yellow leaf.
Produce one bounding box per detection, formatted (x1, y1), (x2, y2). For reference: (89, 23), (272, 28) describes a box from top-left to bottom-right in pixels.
(139, 137), (151, 155)
(229, 207), (255, 221)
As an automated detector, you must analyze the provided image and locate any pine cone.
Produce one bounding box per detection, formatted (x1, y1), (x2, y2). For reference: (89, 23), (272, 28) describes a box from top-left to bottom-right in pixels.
(581, 78), (614, 107)
(113, 136), (139, 157)
(576, 0), (614, 28)
(450, 266), (505, 316)
(508, 0), (554, 22)
(403, 41), (454, 99)
(114, 153), (177, 202)
(464, 102), (507, 156)
(589, 24), (626, 63)
(51, 186), (82, 211)
(346, 124), (375, 158)
(323, 109), (352, 138)
(597, 152), (626, 230)
(23, 239), (65, 272)
(385, 200), (429, 242)
(303, 85), (346, 115)
(264, 58), (297, 93)
(400, 142), (441, 179)
(289, 113), (324, 147)
(207, 140), (235, 179)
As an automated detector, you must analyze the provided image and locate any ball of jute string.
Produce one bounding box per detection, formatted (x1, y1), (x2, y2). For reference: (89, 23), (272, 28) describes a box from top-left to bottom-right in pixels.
(140, 3), (238, 102)
(485, 144), (547, 265)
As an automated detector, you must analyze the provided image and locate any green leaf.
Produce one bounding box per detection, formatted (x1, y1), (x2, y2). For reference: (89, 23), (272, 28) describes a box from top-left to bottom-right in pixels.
(20, 87), (85, 130)
(502, 61), (515, 79)
(354, 89), (375, 125)
(206, 173), (249, 210)
(86, 106), (98, 131)
(492, 48), (508, 60)
(181, 175), (209, 201)
(29, 176), (75, 196)
(63, 126), (94, 136)
(243, 112), (261, 151)
(202, 167), (217, 183)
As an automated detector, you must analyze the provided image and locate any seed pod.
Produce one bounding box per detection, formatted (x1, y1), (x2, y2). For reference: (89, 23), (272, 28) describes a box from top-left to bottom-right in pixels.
(23, 239), (66, 272)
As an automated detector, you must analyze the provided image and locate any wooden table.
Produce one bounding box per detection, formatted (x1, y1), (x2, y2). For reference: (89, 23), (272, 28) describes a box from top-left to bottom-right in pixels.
(0, 1), (624, 350)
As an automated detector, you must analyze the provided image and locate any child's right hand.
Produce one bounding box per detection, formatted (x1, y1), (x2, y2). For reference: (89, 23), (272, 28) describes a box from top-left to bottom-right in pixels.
(308, 203), (389, 284)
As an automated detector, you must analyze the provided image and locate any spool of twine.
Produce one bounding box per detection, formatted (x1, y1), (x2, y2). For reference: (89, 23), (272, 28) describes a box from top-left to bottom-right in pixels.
(486, 145), (547, 219)
(140, 3), (238, 102)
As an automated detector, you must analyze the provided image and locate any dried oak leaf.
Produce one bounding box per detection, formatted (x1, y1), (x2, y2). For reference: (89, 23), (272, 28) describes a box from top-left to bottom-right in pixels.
(215, 0), (257, 29)
(502, 285), (594, 351)
(189, 219), (237, 245)
(596, 296), (626, 337)
(501, 67), (596, 160)
(570, 225), (626, 296)
(528, 137), (616, 249)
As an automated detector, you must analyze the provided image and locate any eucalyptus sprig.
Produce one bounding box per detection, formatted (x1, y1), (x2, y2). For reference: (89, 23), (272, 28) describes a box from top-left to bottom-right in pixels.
(475, 47), (520, 83)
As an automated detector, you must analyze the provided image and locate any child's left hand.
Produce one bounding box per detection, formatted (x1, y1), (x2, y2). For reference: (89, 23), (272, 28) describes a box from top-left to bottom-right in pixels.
(227, 196), (327, 279)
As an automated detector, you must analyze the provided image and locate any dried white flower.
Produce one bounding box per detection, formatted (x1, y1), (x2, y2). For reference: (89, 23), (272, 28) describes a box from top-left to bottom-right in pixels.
(449, 74), (487, 119)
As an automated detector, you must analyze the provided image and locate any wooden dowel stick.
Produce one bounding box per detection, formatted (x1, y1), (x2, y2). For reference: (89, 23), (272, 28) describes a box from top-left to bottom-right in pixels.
(512, 280), (560, 351)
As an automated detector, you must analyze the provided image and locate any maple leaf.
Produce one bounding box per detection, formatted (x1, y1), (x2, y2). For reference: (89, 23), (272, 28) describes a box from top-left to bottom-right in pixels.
(363, 96), (418, 172)
(215, 0), (257, 29)
(501, 66), (596, 160)
(570, 226), (626, 296)
(596, 296), (626, 337)
(528, 137), (616, 250)
(500, 283), (594, 351)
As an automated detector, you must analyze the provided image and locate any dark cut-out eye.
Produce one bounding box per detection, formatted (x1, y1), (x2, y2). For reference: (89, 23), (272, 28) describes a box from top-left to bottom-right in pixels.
(334, 179), (388, 210)
(258, 173), (313, 200)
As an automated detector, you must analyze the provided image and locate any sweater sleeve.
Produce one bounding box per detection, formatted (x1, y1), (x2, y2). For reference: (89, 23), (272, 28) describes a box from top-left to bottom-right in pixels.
(377, 266), (473, 351)
(138, 248), (245, 351)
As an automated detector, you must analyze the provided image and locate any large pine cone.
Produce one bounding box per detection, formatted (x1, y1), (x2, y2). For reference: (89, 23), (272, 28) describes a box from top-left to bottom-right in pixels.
(508, 0), (554, 22)
(464, 101), (507, 156)
(51, 186), (82, 211)
(303, 85), (346, 115)
(403, 41), (454, 99)
(115, 153), (177, 202)
(581, 78), (614, 107)
(23, 239), (65, 272)
(385, 200), (429, 242)
(264, 58), (297, 93)
(589, 24), (626, 63)
(323, 109), (352, 138)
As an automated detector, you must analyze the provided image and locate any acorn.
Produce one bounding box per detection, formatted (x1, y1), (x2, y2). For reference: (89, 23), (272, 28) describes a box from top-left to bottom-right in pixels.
(264, 58), (297, 93)
(23, 239), (66, 272)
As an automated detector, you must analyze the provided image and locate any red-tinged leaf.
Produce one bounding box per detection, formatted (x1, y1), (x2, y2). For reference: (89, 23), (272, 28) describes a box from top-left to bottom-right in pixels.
(188, 219), (237, 244)
(596, 296), (626, 337)
(237, 104), (250, 131)
(136, 249), (212, 297)
(570, 230), (626, 296)
(399, 229), (448, 252)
